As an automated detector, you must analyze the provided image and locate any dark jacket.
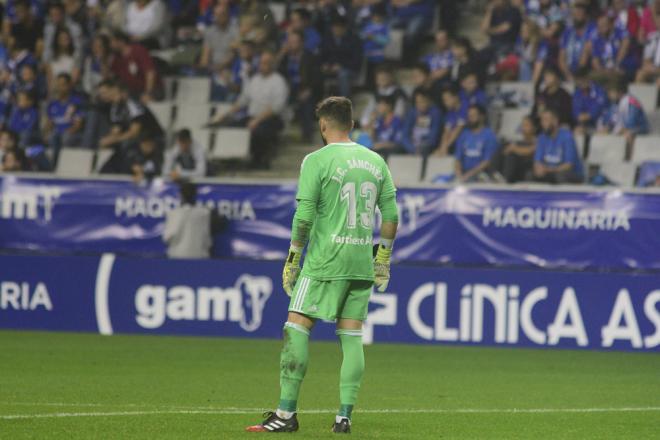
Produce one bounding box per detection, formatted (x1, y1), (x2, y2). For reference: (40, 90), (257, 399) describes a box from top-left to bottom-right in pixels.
(321, 31), (363, 72)
(279, 50), (323, 99)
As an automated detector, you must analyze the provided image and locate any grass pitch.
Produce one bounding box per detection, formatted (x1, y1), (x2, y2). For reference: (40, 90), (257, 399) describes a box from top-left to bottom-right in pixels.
(0, 331), (658, 439)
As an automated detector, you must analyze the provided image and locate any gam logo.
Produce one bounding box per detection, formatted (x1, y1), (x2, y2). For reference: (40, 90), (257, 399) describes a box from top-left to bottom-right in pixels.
(135, 275), (272, 332)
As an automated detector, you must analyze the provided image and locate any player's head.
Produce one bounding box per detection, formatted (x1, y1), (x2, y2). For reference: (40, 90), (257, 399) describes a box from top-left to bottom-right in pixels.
(315, 96), (354, 141)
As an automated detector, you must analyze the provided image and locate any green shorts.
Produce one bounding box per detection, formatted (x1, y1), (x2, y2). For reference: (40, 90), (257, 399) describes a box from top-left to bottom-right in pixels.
(288, 276), (374, 322)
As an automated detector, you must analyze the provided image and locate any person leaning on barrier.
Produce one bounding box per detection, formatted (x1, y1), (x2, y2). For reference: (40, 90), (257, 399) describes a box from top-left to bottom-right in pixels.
(163, 181), (227, 259)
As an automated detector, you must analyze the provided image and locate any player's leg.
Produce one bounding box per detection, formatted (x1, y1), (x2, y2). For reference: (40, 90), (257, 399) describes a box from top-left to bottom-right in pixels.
(332, 280), (372, 433)
(246, 277), (317, 433)
(278, 311), (315, 419)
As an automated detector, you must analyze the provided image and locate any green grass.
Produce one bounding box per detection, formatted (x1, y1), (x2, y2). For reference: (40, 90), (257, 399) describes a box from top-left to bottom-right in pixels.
(0, 331), (658, 439)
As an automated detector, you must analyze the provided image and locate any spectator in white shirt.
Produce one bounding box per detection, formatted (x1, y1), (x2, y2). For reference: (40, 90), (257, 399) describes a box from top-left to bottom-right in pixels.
(636, 33), (660, 85)
(209, 51), (289, 169)
(162, 128), (207, 180)
(199, 3), (239, 71)
(163, 182), (212, 259)
(43, 2), (83, 64)
(124, 0), (167, 49)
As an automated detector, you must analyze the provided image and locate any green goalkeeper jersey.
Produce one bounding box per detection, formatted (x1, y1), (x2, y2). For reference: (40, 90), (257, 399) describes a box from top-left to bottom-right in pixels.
(296, 141), (397, 281)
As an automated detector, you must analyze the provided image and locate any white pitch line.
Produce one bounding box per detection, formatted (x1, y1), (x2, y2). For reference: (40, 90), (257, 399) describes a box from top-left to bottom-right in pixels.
(1, 407), (660, 420)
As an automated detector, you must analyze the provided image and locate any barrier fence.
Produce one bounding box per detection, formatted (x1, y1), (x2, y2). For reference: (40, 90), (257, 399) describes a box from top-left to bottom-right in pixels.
(0, 253), (658, 352)
(1, 176), (660, 270)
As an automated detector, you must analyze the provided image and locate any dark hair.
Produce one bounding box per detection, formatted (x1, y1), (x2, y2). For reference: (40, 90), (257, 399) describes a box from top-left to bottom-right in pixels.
(330, 13), (348, 27)
(543, 65), (561, 78)
(541, 107), (559, 119)
(442, 85), (460, 97)
(112, 31), (131, 44)
(98, 78), (119, 89)
(414, 90), (433, 102)
(376, 95), (396, 108)
(17, 90), (35, 102)
(292, 7), (311, 21)
(179, 181), (197, 205)
(57, 72), (72, 83)
(372, 3), (387, 16)
(14, 0), (30, 11)
(48, 2), (65, 12)
(53, 27), (74, 57)
(574, 66), (591, 79)
(316, 96), (354, 130)
(413, 62), (431, 75)
(177, 128), (192, 142)
(469, 104), (487, 117)
(608, 79), (628, 94)
(374, 63), (395, 77)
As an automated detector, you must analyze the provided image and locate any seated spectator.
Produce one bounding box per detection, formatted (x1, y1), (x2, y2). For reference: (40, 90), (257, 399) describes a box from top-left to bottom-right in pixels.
(368, 95), (404, 157)
(411, 62), (436, 104)
(162, 128), (207, 180)
(110, 32), (163, 101)
(390, 0), (435, 62)
(586, 14), (634, 82)
(0, 129), (19, 164)
(208, 51), (289, 169)
(494, 114), (537, 182)
(11, 63), (46, 102)
(45, 27), (82, 91)
(533, 109), (583, 184)
(436, 86), (466, 156)
(639, 0), (660, 45)
(199, 4), (239, 71)
(213, 39), (259, 102)
(320, 14), (362, 98)
(83, 34), (111, 95)
(360, 65), (407, 130)
(360, 3), (390, 82)
(636, 31), (660, 84)
(400, 91), (442, 156)
(533, 67), (573, 127)
(129, 136), (162, 183)
(0, 147), (28, 172)
(610, 0), (639, 37)
(572, 67), (608, 134)
(45, 73), (84, 157)
(636, 161), (660, 186)
(8, 90), (39, 147)
(521, 0), (564, 39)
(558, 3), (595, 80)
(286, 8), (321, 54)
(97, 80), (164, 173)
(124, 0), (167, 49)
(7, 0), (44, 54)
(423, 29), (453, 92)
(454, 105), (499, 182)
(459, 71), (488, 111)
(450, 37), (480, 84)
(513, 19), (547, 82)
(481, 0), (522, 61)
(279, 30), (322, 142)
(42, 2), (82, 64)
(597, 81), (649, 144)
(5, 42), (38, 84)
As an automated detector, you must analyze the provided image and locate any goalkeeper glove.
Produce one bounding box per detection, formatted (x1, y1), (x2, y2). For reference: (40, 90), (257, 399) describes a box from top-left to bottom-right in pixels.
(282, 245), (302, 296)
(374, 240), (393, 292)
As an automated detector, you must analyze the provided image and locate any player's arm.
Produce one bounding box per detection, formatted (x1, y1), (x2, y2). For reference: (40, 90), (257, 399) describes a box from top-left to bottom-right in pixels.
(374, 165), (399, 292)
(283, 155), (320, 296)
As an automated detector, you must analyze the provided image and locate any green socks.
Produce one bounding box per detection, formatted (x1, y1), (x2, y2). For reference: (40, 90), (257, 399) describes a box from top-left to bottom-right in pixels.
(337, 329), (365, 420)
(278, 322), (310, 414)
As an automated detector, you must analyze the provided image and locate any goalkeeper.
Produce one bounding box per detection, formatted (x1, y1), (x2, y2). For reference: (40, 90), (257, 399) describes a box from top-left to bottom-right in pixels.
(246, 97), (399, 435)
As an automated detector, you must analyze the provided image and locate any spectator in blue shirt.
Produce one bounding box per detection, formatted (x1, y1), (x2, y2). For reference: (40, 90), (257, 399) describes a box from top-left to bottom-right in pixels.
(597, 81), (649, 144)
(558, 3), (595, 80)
(287, 8), (321, 54)
(401, 91), (443, 155)
(459, 72), (488, 112)
(436, 86), (466, 156)
(10, 63), (46, 103)
(45, 73), (84, 159)
(320, 14), (363, 98)
(572, 67), (608, 134)
(360, 4), (389, 66)
(454, 105), (499, 182)
(533, 109), (583, 184)
(585, 14), (635, 81)
(391, 0), (435, 62)
(369, 95), (404, 157)
(7, 90), (39, 148)
(423, 30), (453, 91)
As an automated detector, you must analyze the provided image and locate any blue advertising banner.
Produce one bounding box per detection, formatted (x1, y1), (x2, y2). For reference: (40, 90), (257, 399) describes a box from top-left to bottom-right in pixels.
(1, 176), (660, 270)
(1, 254), (659, 352)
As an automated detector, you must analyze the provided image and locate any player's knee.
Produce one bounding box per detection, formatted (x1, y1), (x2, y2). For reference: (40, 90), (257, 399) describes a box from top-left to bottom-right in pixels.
(337, 318), (362, 331)
(286, 311), (315, 329)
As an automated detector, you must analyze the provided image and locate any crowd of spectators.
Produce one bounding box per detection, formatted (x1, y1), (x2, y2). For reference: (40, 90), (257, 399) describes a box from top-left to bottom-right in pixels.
(0, 0), (658, 186)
